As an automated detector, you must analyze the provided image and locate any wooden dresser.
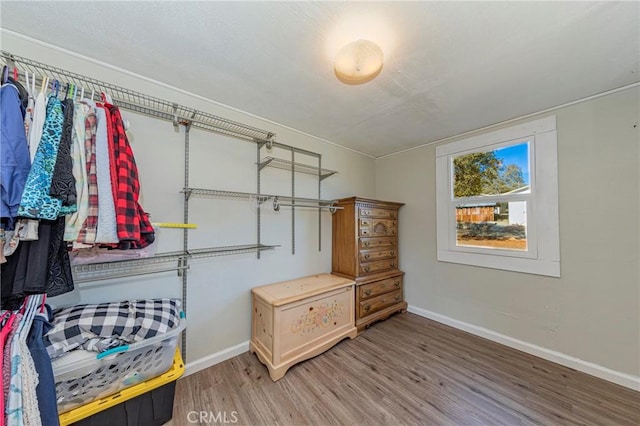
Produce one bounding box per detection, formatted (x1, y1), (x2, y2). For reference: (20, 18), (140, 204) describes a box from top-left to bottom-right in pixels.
(332, 197), (407, 332)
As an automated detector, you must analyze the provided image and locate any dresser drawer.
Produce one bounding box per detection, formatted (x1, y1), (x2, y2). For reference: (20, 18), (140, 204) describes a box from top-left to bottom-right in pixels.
(359, 207), (397, 219)
(359, 218), (398, 229)
(360, 237), (397, 249)
(359, 276), (402, 300)
(359, 219), (398, 237)
(359, 248), (397, 263)
(359, 259), (397, 275)
(359, 289), (403, 317)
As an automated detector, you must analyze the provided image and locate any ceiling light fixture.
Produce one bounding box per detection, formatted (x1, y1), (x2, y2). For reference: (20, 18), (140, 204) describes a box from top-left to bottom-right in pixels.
(334, 39), (384, 85)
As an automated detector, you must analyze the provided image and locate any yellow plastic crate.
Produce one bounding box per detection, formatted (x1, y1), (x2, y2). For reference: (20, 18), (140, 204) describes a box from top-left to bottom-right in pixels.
(59, 349), (184, 426)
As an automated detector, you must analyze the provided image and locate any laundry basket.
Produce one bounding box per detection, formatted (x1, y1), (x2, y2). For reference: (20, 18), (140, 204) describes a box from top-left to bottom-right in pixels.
(53, 313), (186, 413)
(58, 348), (184, 426)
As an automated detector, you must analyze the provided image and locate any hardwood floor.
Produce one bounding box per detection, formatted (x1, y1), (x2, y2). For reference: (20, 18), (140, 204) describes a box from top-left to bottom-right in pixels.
(168, 313), (640, 425)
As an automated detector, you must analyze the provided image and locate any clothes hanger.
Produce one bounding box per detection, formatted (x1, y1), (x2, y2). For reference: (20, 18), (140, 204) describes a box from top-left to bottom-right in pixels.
(1, 66), (8, 85)
(18, 295), (30, 315)
(0, 311), (11, 324)
(0, 312), (16, 334)
(39, 294), (46, 314)
(41, 75), (48, 95)
(24, 71), (30, 96)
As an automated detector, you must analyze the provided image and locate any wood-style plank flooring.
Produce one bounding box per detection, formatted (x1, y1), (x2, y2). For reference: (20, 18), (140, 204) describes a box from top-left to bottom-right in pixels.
(167, 313), (640, 425)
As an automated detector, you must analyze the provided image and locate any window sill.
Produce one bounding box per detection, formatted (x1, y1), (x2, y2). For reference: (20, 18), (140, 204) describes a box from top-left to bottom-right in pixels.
(437, 250), (560, 277)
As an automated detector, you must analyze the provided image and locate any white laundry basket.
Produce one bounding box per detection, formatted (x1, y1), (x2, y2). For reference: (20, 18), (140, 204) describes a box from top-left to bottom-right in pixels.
(52, 313), (186, 413)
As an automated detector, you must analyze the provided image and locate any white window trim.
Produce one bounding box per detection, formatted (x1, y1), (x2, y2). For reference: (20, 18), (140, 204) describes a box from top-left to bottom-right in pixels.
(435, 116), (560, 277)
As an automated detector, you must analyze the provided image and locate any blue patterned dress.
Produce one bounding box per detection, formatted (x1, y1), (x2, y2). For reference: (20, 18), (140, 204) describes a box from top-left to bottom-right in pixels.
(17, 96), (65, 220)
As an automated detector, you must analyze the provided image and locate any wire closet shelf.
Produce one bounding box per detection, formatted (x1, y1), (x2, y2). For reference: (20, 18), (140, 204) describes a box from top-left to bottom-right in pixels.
(0, 51), (275, 143)
(71, 244), (278, 283)
(1, 51), (283, 281)
(183, 188), (342, 211)
(258, 157), (337, 181)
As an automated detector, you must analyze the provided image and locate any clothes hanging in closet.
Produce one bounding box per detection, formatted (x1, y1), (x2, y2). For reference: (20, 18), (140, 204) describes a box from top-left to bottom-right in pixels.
(104, 103), (154, 249)
(63, 102), (91, 242)
(28, 81), (47, 162)
(50, 98), (77, 215)
(2, 294), (56, 426)
(91, 101), (119, 244)
(0, 83), (31, 230)
(2, 66), (155, 309)
(22, 73), (35, 152)
(1, 217), (73, 309)
(6, 296), (43, 426)
(0, 311), (16, 426)
(2, 313), (21, 403)
(16, 96), (65, 221)
(76, 105), (99, 245)
(26, 306), (58, 426)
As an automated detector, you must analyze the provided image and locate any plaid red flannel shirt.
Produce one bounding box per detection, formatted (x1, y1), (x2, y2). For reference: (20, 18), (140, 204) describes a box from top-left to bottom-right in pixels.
(105, 104), (155, 249)
(77, 109), (98, 244)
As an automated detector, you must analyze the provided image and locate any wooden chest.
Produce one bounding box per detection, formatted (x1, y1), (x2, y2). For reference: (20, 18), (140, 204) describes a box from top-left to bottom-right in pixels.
(332, 197), (407, 332)
(250, 274), (357, 381)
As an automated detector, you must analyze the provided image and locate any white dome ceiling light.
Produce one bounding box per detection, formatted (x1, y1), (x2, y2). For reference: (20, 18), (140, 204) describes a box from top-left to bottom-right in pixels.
(334, 39), (384, 85)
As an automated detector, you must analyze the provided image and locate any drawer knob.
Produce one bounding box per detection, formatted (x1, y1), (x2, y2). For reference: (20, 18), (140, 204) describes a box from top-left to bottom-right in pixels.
(364, 266), (371, 272)
(391, 230), (397, 235)
(394, 295), (401, 301)
(394, 281), (400, 287)
(364, 289), (372, 296)
(364, 241), (370, 247)
(364, 304), (371, 312)
(364, 211), (369, 215)
(364, 254), (370, 259)
(390, 251), (396, 256)
(390, 262), (395, 268)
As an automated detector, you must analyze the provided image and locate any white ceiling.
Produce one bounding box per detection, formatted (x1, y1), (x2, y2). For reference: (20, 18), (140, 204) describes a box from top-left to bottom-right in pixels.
(2, 1), (638, 157)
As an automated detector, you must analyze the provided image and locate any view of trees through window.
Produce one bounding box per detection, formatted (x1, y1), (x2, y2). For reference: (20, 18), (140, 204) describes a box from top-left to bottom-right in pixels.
(453, 142), (529, 251)
(453, 142), (529, 197)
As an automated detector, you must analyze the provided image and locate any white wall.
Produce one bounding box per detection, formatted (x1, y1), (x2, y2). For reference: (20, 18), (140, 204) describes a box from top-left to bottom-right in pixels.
(376, 87), (640, 385)
(1, 32), (375, 368)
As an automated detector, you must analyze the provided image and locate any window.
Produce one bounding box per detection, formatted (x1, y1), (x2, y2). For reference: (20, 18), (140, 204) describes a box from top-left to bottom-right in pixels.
(436, 116), (560, 277)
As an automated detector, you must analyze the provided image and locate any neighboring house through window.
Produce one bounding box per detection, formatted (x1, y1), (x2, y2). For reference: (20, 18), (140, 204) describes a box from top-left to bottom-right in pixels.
(435, 116), (560, 277)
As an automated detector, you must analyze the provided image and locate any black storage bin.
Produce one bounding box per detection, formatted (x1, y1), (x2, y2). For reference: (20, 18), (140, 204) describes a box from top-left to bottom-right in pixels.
(70, 381), (176, 426)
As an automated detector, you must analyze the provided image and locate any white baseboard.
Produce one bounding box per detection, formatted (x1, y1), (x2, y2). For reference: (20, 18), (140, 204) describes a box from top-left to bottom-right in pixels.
(407, 305), (640, 391)
(184, 340), (250, 377)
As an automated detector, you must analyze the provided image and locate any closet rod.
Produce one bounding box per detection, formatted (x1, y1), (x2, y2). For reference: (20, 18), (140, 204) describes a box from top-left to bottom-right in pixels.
(0, 51), (274, 144)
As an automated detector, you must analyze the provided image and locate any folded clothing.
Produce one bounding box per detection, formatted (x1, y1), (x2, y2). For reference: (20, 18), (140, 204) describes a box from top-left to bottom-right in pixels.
(68, 227), (159, 265)
(44, 298), (181, 359)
